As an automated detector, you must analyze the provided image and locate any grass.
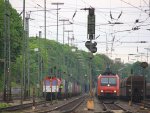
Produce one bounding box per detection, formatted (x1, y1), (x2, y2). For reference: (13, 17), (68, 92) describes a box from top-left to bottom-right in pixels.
(0, 103), (11, 108)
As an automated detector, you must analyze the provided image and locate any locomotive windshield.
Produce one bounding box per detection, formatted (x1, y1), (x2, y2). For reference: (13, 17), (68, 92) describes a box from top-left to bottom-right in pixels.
(101, 77), (116, 86)
(101, 78), (108, 86)
(45, 80), (50, 85)
(52, 80), (57, 85)
(109, 78), (116, 86)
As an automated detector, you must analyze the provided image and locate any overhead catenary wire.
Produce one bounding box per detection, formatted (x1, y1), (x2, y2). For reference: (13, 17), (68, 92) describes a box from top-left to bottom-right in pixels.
(9, 0), (150, 61)
(120, 0), (149, 15)
(142, 0), (149, 6)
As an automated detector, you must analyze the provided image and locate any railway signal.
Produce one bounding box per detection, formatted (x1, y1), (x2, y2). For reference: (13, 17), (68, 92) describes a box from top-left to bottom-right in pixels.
(81, 8), (95, 40)
(81, 7), (96, 110)
(85, 41), (97, 53)
(88, 8), (95, 40)
(140, 62), (148, 69)
(140, 61), (148, 107)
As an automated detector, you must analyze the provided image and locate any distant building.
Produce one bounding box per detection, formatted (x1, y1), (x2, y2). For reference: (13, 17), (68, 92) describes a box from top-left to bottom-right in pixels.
(115, 58), (121, 63)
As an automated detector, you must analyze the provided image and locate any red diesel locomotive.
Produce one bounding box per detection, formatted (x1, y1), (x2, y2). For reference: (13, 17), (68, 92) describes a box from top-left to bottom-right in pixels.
(97, 68), (120, 99)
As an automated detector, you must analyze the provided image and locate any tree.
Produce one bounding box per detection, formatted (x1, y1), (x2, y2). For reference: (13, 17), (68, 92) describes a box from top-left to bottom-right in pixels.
(0, 0), (23, 91)
(0, 0), (23, 61)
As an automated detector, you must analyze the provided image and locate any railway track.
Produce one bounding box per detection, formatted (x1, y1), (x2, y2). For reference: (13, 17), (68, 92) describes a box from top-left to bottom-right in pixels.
(101, 100), (132, 113)
(136, 101), (150, 109)
(0, 95), (86, 113)
(144, 102), (150, 108)
(34, 95), (86, 113)
(0, 101), (45, 112)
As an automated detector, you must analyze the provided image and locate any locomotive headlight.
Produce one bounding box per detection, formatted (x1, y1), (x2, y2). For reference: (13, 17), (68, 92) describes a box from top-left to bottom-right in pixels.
(101, 90), (103, 92)
(129, 89), (131, 92)
(114, 90), (116, 93)
(141, 90), (143, 92)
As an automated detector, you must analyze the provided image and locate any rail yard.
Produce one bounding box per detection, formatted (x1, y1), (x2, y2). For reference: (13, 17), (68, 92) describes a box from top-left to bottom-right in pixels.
(0, 0), (150, 113)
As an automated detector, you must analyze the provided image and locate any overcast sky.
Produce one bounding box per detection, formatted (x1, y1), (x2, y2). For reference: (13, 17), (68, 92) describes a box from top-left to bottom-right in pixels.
(9, 0), (150, 63)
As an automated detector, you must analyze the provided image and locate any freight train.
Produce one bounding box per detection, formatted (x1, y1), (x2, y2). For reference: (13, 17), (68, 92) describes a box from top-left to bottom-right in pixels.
(146, 83), (150, 98)
(96, 67), (120, 99)
(120, 75), (150, 102)
(43, 76), (82, 100)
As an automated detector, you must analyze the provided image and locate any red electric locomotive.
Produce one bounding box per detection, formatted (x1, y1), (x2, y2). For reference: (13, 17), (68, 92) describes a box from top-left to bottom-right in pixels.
(97, 67), (120, 99)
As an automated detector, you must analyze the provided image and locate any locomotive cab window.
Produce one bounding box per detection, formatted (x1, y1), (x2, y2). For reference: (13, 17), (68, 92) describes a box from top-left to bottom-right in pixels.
(109, 78), (116, 86)
(52, 80), (57, 85)
(101, 78), (108, 86)
(45, 80), (50, 85)
(101, 77), (116, 86)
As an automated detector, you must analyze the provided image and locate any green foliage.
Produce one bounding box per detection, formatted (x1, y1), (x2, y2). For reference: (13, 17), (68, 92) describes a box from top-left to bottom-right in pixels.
(10, 4), (23, 60)
(10, 36), (130, 88)
(0, 0), (5, 58)
(132, 61), (143, 75)
(0, 0), (23, 60)
(118, 63), (132, 79)
(119, 62), (150, 81)
(0, 103), (11, 108)
(0, 0), (23, 90)
(131, 61), (150, 81)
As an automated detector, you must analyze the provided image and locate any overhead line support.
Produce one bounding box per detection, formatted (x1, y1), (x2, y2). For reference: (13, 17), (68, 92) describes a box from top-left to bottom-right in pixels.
(51, 2), (64, 42)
